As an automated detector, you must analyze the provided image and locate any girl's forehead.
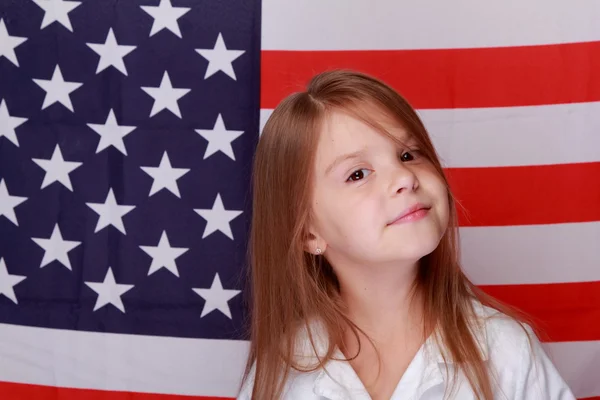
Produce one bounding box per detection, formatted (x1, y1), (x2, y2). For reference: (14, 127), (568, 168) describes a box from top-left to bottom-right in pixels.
(319, 108), (412, 145)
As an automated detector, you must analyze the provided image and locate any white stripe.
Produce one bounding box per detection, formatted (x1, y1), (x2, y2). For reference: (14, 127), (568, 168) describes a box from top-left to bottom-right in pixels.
(260, 102), (600, 168)
(460, 221), (600, 285)
(0, 323), (249, 397)
(544, 340), (600, 399)
(0, 324), (597, 398)
(262, 0), (600, 50)
(418, 102), (600, 168)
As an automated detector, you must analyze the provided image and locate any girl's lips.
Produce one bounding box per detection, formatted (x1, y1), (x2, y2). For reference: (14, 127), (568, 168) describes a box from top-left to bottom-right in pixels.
(388, 204), (431, 225)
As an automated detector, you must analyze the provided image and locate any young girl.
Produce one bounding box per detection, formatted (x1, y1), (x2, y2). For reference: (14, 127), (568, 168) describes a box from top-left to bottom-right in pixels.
(237, 70), (575, 400)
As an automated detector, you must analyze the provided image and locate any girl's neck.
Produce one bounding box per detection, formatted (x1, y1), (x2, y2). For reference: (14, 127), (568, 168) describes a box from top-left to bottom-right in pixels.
(338, 262), (423, 345)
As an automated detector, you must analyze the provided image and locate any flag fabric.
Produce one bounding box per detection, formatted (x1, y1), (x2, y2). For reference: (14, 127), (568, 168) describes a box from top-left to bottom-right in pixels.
(0, 0), (599, 399)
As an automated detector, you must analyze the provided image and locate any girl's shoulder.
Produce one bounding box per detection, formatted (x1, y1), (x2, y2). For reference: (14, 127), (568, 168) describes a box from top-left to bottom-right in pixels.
(422, 300), (536, 366)
(235, 320), (329, 399)
(470, 300), (575, 399)
(235, 357), (323, 400)
(470, 299), (538, 362)
(473, 300), (534, 345)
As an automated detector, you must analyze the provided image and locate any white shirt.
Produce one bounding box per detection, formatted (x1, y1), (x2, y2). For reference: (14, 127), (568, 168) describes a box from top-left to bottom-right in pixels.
(237, 301), (576, 399)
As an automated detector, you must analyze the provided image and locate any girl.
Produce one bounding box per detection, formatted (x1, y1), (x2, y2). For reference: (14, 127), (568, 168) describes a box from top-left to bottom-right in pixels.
(237, 70), (575, 399)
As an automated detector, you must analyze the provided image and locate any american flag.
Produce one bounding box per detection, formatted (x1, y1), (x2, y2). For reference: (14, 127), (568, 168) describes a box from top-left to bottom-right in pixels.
(0, 0), (598, 399)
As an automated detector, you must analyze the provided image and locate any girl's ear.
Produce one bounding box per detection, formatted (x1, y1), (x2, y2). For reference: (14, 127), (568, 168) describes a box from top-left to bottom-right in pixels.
(304, 230), (327, 255)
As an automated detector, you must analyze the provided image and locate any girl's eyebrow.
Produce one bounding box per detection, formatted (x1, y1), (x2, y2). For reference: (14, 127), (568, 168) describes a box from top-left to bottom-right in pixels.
(325, 149), (366, 176)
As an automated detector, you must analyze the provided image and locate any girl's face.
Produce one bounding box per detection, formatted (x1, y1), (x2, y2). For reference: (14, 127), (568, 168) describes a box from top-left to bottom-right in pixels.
(309, 109), (449, 270)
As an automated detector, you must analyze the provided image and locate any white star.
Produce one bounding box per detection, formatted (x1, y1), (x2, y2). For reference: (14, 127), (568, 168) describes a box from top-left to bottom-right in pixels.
(192, 273), (240, 319)
(0, 258), (26, 304)
(86, 28), (136, 75)
(0, 99), (27, 147)
(140, 0), (190, 38)
(31, 223), (81, 270)
(86, 188), (136, 234)
(0, 19), (27, 67)
(140, 151), (190, 198)
(32, 144), (82, 191)
(194, 193), (242, 240)
(85, 267), (134, 313)
(87, 109), (136, 155)
(32, 65), (83, 112)
(31, 0), (82, 32)
(141, 71), (191, 118)
(195, 114), (244, 160)
(139, 230), (188, 277)
(195, 33), (245, 80)
(0, 179), (27, 226)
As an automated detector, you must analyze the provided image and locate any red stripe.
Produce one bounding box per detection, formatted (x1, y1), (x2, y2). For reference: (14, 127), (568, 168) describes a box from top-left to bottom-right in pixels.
(261, 40), (600, 109)
(446, 162), (600, 226)
(0, 381), (228, 400)
(480, 281), (600, 342)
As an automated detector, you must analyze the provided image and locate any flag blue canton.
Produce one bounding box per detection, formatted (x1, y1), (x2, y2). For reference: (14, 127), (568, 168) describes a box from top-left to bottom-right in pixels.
(0, 0), (260, 340)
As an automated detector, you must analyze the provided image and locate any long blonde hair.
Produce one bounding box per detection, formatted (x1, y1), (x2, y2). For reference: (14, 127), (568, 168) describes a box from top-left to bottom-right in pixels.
(240, 69), (538, 399)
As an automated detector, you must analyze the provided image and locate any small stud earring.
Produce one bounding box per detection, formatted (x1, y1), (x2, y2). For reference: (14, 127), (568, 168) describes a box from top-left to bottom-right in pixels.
(315, 247), (322, 255)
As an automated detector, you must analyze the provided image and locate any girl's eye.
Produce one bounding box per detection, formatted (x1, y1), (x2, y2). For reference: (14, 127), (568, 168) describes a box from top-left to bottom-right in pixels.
(400, 150), (420, 162)
(347, 168), (371, 182)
